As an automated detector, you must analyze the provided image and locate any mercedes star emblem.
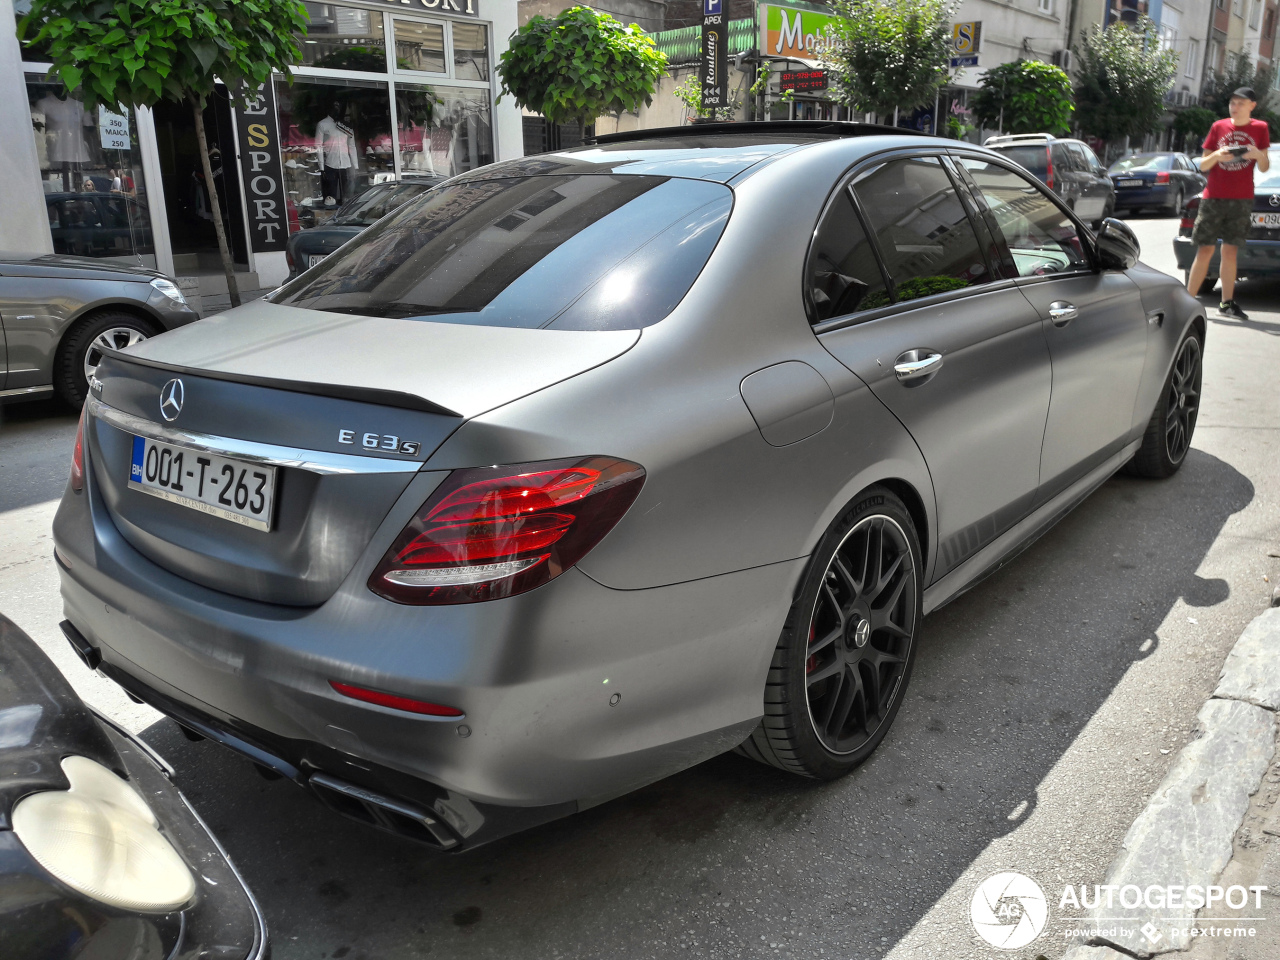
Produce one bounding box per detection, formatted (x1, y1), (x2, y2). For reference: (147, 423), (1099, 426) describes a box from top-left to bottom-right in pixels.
(159, 378), (185, 421)
(1270, 194), (1280, 207)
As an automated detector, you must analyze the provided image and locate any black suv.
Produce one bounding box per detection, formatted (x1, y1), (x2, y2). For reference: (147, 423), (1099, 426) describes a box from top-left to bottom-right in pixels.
(985, 134), (1116, 228)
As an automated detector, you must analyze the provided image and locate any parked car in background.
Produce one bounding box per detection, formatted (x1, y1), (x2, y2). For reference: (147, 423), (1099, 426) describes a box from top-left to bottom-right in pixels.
(0, 254), (197, 407)
(985, 133), (1115, 228)
(0, 614), (266, 960)
(46, 192), (153, 259)
(1174, 147), (1280, 294)
(57, 121), (1202, 852)
(1108, 152), (1205, 216)
(285, 176), (443, 279)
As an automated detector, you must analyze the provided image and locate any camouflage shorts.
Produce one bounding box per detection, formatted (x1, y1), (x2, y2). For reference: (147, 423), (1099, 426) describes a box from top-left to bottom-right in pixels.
(1191, 197), (1254, 247)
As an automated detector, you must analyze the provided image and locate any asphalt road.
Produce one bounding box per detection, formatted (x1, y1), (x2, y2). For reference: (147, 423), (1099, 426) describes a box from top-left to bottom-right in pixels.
(1, 216), (1278, 960)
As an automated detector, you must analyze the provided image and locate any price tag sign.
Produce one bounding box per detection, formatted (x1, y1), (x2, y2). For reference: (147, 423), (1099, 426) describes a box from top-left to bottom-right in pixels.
(99, 107), (130, 150)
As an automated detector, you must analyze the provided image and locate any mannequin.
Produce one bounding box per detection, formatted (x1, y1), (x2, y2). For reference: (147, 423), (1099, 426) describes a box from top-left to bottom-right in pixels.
(35, 90), (93, 191)
(315, 101), (356, 207)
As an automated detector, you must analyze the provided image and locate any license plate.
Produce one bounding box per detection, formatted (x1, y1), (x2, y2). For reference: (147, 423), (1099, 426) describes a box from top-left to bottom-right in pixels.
(129, 436), (276, 531)
(308, 254), (328, 267)
(1252, 212), (1280, 228)
(1117, 179), (1144, 187)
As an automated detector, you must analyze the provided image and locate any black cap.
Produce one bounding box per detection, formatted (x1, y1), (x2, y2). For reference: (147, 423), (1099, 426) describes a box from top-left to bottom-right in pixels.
(1232, 86), (1258, 101)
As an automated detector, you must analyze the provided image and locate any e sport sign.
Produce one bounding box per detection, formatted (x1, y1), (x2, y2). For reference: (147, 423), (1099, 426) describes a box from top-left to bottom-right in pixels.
(232, 83), (290, 254)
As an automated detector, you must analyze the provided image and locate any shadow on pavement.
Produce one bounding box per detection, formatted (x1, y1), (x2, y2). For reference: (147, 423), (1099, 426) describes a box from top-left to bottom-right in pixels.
(0, 398), (79, 513)
(143, 449), (1253, 960)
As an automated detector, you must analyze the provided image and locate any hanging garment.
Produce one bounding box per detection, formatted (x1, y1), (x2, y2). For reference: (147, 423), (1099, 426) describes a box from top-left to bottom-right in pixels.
(36, 95), (93, 164)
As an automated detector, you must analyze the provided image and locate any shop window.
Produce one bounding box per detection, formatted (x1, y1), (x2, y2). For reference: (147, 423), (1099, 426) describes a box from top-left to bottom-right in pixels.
(299, 3), (387, 72)
(26, 77), (154, 259)
(452, 23), (490, 81)
(275, 75), (395, 231)
(13, 0), (52, 62)
(396, 84), (494, 178)
(393, 19), (447, 74)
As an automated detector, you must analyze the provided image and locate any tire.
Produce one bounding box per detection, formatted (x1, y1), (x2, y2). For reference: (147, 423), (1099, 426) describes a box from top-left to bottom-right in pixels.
(1198, 275), (1218, 297)
(1125, 330), (1203, 478)
(55, 310), (159, 408)
(1167, 187), (1184, 217)
(1092, 199), (1115, 232)
(736, 486), (923, 779)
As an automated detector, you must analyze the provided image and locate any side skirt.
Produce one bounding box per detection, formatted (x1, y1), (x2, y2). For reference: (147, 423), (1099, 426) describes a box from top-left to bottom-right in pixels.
(922, 439), (1142, 615)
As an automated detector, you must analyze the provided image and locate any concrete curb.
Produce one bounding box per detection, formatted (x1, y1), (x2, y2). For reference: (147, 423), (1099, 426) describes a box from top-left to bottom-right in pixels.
(1063, 607), (1280, 959)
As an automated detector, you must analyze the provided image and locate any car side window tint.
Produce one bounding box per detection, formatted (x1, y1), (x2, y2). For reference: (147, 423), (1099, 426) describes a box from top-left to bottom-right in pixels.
(850, 156), (991, 304)
(960, 158), (1090, 277)
(805, 189), (890, 321)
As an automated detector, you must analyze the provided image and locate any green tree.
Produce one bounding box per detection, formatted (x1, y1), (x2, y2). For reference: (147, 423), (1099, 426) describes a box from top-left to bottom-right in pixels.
(497, 6), (667, 140)
(1072, 16), (1178, 146)
(1199, 55), (1280, 140)
(970, 59), (1074, 136)
(20, 0), (308, 307)
(672, 72), (741, 122)
(1171, 105), (1216, 151)
(822, 0), (958, 121)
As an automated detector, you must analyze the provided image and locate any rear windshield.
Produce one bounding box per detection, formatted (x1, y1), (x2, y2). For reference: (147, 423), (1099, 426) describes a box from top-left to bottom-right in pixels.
(1109, 154), (1173, 174)
(994, 145), (1049, 179)
(332, 182), (435, 227)
(273, 174), (733, 330)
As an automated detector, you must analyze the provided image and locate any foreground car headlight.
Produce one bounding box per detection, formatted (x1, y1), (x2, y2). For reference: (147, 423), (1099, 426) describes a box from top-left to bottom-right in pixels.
(12, 756), (196, 912)
(150, 277), (187, 304)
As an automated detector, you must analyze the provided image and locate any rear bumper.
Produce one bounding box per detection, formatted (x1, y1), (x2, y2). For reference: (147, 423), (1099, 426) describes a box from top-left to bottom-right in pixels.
(52, 445), (796, 841)
(1173, 235), (1280, 274)
(1113, 183), (1171, 208)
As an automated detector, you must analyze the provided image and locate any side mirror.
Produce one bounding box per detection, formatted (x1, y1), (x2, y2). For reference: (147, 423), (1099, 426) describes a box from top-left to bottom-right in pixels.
(1094, 217), (1140, 270)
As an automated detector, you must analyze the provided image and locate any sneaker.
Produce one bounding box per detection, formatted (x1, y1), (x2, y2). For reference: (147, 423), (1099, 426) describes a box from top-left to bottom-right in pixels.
(1218, 300), (1250, 320)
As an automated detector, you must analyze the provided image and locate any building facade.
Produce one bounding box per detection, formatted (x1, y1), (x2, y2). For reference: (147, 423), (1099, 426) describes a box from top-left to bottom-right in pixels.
(3, 0), (523, 305)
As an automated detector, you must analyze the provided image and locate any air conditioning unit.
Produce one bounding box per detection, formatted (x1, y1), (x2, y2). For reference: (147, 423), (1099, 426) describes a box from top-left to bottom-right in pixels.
(1052, 49), (1073, 70)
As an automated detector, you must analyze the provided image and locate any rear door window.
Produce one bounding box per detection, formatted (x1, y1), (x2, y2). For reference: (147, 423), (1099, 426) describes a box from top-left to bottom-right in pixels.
(995, 145), (1049, 181)
(805, 190), (890, 321)
(850, 156), (991, 304)
(958, 158), (1091, 277)
(274, 174), (732, 330)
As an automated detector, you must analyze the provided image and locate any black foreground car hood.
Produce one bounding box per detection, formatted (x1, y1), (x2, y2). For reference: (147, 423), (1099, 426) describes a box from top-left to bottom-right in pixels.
(0, 615), (267, 960)
(0, 254), (163, 283)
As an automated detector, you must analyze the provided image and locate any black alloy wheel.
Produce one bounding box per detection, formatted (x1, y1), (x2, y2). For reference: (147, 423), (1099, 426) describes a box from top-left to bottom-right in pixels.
(803, 514), (917, 755)
(1125, 331), (1203, 478)
(1164, 334), (1202, 465)
(737, 487), (922, 779)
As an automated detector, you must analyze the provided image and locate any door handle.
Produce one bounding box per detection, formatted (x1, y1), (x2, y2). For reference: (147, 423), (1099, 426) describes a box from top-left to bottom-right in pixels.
(1048, 301), (1078, 326)
(894, 349), (943, 383)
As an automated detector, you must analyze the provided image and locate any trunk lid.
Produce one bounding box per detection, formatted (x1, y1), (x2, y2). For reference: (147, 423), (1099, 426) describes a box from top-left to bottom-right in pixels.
(88, 304), (639, 606)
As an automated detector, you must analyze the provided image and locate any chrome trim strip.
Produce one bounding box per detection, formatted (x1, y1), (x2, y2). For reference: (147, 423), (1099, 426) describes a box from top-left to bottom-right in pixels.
(86, 396), (422, 475)
(0, 384), (54, 398)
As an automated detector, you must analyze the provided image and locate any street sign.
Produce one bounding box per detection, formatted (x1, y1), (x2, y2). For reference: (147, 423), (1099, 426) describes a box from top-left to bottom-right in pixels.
(700, 13), (728, 111)
(780, 69), (828, 92)
(702, 0), (722, 14)
(949, 55), (979, 68)
(952, 21), (981, 55)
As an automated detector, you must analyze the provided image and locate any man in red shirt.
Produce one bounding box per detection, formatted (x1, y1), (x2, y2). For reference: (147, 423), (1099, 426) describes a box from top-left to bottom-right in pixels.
(1186, 87), (1271, 320)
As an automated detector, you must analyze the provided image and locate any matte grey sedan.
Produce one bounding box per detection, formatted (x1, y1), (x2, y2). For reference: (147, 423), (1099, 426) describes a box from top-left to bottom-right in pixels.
(53, 122), (1205, 850)
(0, 254), (197, 407)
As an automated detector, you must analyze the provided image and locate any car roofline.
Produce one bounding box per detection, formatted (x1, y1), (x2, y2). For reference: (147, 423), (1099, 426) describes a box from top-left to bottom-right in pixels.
(593, 120), (930, 145)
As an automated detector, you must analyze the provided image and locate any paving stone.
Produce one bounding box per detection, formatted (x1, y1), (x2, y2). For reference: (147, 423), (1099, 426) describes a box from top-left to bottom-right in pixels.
(1083, 698), (1275, 957)
(1216, 608), (1280, 709)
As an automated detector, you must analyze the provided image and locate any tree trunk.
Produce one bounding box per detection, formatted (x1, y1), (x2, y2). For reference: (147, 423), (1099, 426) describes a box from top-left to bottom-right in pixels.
(190, 96), (240, 309)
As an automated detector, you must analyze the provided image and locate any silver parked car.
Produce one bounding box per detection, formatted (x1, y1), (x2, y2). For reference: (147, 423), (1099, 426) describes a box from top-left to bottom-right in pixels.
(0, 254), (197, 407)
(54, 122), (1204, 850)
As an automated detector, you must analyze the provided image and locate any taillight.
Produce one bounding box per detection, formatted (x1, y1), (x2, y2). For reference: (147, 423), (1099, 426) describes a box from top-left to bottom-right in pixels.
(70, 408), (85, 493)
(369, 456), (645, 605)
(1180, 217), (1195, 231)
(1044, 148), (1054, 190)
(1156, 171), (1170, 184)
(329, 681), (463, 717)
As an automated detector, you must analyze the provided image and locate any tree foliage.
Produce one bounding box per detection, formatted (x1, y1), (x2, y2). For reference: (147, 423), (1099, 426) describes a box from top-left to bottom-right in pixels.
(970, 59), (1074, 136)
(497, 6), (667, 132)
(20, 0), (308, 306)
(672, 71), (741, 122)
(1072, 17), (1178, 143)
(1171, 106), (1215, 141)
(822, 0), (958, 119)
(1200, 54), (1275, 116)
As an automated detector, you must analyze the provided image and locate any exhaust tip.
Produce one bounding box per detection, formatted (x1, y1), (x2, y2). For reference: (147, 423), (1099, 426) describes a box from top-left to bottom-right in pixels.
(59, 620), (101, 671)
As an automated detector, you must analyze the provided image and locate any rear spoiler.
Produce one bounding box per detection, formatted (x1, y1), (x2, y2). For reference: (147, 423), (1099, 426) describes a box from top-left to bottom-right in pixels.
(98, 347), (462, 418)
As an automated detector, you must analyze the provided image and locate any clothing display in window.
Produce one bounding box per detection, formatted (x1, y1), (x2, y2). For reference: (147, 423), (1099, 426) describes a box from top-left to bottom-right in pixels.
(36, 94), (93, 164)
(316, 112), (357, 205)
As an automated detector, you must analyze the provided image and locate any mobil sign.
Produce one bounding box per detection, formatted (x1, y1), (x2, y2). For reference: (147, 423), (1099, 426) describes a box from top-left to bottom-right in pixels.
(760, 2), (839, 60)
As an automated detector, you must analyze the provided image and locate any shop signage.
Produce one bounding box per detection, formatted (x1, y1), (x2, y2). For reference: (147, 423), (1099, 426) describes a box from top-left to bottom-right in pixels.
(99, 107), (130, 150)
(700, 8), (728, 110)
(759, 3), (839, 61)
(779, 69), (827, 92)
(370, 0), (479, 17)
(233, 83), (289, 253)
(949, 21), (980, 67)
